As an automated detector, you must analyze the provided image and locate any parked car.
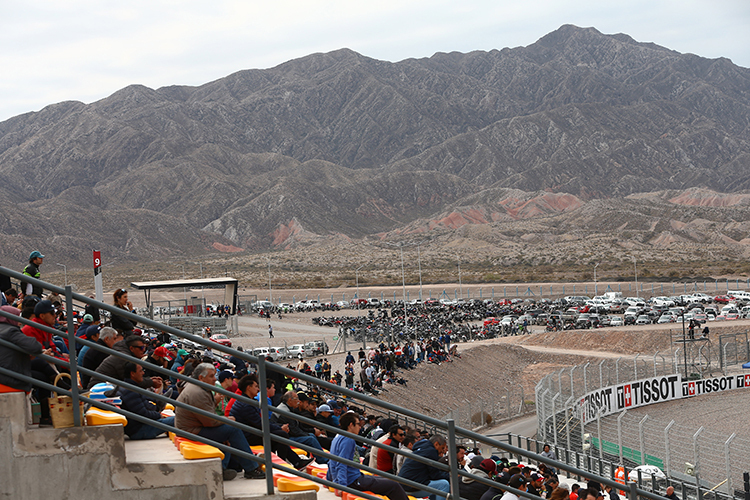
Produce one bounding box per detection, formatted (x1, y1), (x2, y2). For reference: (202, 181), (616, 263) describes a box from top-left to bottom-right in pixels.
(304, 341), (329, 356)
(209, 334), (232, 347)
(635, 315), (651, 325)
(288, 344), (306, 358)
(609, 316), (624, 327)
(253, 347), (275, 360)
(271, 347), (289, 359)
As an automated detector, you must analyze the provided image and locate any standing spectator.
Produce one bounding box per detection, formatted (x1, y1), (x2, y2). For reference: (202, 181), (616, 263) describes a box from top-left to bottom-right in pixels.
(22, 251), (45, 297)
(118, 362), (174, 439)
(175, 363), (264, 481)
(328, 411), (409, 500)
(268, 324), (274, 338)
(111, 288), (137, 336)
(398, 435), (452, 500)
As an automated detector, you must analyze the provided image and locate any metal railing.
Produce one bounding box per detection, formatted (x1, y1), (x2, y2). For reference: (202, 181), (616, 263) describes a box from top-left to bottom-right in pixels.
(0, 265), (666, 500)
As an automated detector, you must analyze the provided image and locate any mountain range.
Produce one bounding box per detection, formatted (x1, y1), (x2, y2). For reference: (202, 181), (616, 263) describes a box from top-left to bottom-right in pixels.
(2, 24), (750, 272)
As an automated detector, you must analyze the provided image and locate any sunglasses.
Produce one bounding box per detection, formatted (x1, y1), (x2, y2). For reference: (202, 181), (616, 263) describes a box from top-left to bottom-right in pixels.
(132, 345), (146, 350)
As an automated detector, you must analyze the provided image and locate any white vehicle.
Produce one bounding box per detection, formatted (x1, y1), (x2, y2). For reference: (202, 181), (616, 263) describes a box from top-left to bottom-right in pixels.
(609, 316), (624, 327)
(253, 347), (275, 360)
(624, 297), (646, 307)
(271, 347), (289, 360)
(278, 303), (293, 311)
(366, 298), (381, 307)
(335, 300), (349, 309)
(651, 296), (675, 307)
(288, 344), (306, 358)
(624, 306), (640, 317)
(635, 315), (651, 325)
(603, 292), (623, 301)
(256, 300), (273, 310)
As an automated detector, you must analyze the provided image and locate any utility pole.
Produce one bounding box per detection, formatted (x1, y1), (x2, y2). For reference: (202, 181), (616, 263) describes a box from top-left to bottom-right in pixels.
(594, 262), (600, 296)
(55, 263), (67, 286)
(418, 244), (423, 301)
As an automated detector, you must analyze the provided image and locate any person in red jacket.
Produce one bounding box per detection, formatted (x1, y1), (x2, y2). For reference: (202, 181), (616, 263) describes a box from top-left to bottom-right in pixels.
(21, 300), (68, 361)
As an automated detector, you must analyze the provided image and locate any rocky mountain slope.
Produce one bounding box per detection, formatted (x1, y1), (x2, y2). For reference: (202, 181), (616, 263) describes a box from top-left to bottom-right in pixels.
(1, 25), (749, 269)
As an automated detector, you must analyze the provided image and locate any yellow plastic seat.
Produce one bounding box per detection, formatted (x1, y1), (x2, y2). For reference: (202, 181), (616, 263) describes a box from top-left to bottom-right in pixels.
(85, 408), (127, 426)
(276, 477), (320, 492)
(180, 442), (225, 460)
(291, 447), (309, 457)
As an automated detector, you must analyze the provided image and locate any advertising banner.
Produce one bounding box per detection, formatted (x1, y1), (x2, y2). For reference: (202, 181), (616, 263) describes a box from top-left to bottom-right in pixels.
(578, 373), (750, 423)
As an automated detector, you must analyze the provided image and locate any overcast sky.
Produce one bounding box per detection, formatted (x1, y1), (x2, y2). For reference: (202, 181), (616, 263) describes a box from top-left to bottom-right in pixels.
(2, 0), (749, 122)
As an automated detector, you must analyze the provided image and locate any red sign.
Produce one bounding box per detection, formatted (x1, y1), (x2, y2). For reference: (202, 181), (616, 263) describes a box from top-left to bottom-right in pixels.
(623, 385), (632, 407)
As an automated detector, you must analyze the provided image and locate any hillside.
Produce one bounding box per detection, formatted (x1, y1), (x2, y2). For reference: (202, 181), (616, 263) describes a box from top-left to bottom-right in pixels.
(1, 25), (750, 271)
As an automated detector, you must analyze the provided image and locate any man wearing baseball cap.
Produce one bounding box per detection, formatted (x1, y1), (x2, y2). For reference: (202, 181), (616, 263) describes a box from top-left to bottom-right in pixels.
(145, 345), (174, 378)
(22, 251), (45, 297)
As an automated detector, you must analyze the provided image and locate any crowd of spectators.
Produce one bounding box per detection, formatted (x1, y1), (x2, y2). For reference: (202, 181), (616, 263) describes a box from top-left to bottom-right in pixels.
(0, 256), (636, 497)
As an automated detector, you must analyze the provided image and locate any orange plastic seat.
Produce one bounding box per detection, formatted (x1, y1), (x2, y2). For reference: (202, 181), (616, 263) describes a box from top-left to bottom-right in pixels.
(180, 442), (225, 460)
(276, 477), (320, 492)
(0, 383), (24, 393)
(85, 408), (128, 426)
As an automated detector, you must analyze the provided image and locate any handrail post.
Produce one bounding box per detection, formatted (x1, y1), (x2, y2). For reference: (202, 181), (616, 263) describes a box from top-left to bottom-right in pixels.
(257, 357), (275, 495)
(65, 285), (81, 427)
(725, 433), (736, 497)
(617, 411), (627, 464)
(447, 419), (460, 500)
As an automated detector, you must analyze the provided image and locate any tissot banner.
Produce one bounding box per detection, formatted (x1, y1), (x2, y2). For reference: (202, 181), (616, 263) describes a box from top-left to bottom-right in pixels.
(578, 373), (750, 423)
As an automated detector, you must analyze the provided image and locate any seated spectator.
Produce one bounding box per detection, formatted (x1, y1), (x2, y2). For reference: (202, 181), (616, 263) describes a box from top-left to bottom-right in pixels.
(175, 362), (264, 481)
(145, 345), (174, 377)
(0, 305), (43, 392)
(229, 374), (313, 470)
(271, 390), (328, 464)
(75, 314), (98, 353)
(87, 335), (163, 390)
(328, 411), (408, 500)
(394, 433), (416, 474)
(2, 288), (19, 307)
(81, 327), (121, 388)
(76, 325), (100, 369)
(118, 361), (174, 439)
(374, 424), (405, 474)
(398, 435), (452, 500)
(459, 457), (496, 500)
(295, 392), (332, 449)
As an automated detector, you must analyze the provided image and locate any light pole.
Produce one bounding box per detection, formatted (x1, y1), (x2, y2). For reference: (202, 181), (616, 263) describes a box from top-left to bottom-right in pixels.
(355, 265), (364, 312)
(55, 263), (67, 286)
(594, 262), (600, 296)
(457, 253), (462, 300)
(267, 258), (272, 304)
(400, 243), (406, 345)
(418, 244), (423, 301)
(176, 264), (186, 311)
(633, 257), (638, 298)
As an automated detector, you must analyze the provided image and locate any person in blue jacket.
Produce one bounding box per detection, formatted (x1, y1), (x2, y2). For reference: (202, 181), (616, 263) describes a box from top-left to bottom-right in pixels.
(398, 435), (451, 500)
(328, 411), (408, 500)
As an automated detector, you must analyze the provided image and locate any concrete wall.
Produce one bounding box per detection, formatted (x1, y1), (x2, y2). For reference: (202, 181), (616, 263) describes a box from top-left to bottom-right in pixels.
(0, 392), (222, 500)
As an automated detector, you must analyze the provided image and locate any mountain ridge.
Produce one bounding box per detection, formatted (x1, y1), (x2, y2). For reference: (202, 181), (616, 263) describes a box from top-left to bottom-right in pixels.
(1, 25), (750, 269)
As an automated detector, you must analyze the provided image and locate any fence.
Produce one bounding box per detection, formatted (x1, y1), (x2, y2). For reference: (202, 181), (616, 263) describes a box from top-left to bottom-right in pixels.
(0, 265), (666, 500)
(536, 345), (750, 500)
